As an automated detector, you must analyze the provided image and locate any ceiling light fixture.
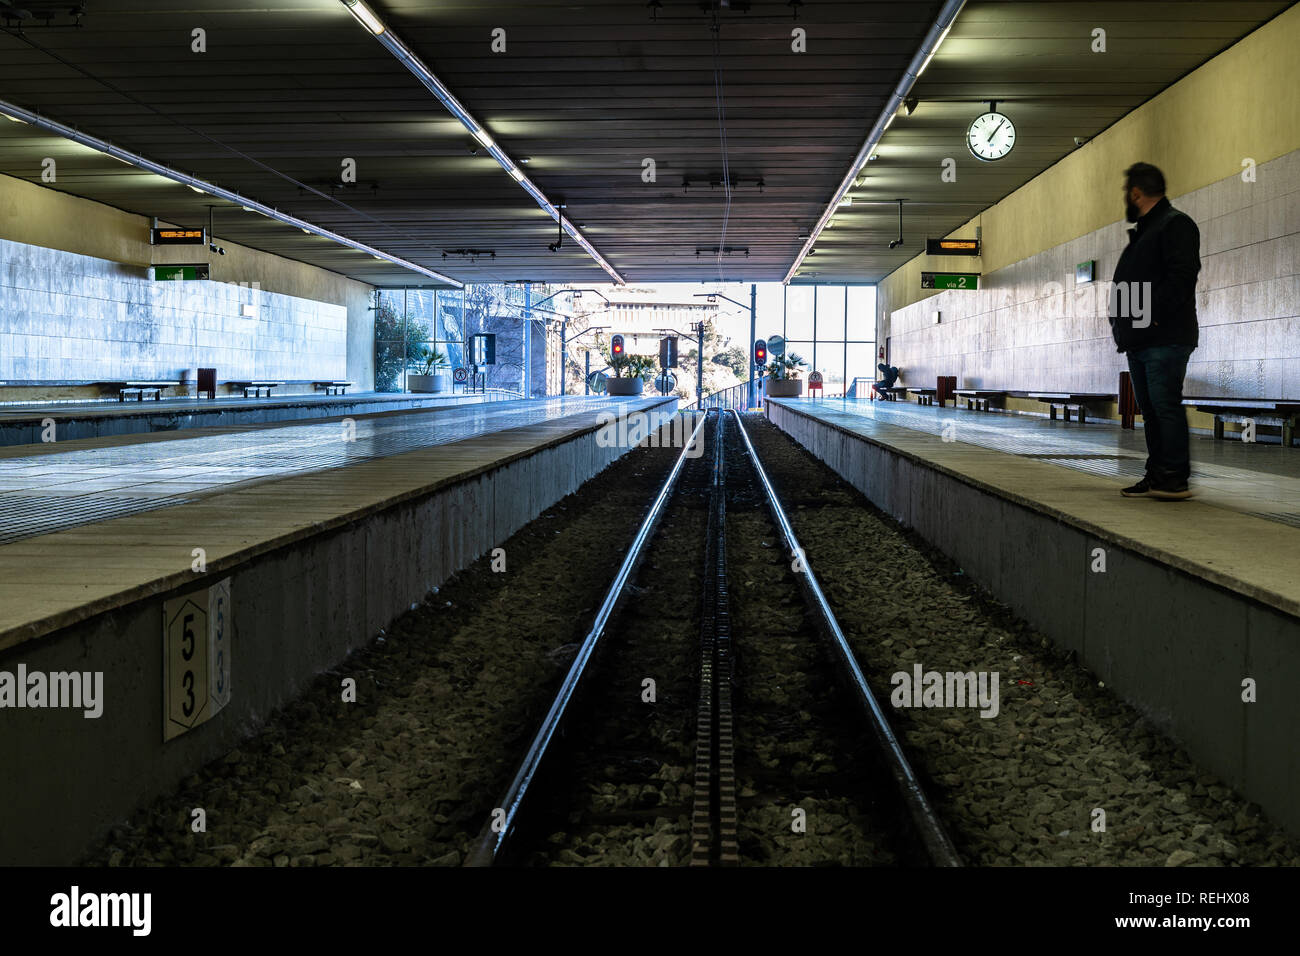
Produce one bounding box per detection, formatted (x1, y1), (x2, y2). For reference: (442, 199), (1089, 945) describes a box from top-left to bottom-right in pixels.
(917, 24), (952, 77)
(782, 0), (967, 284)
(336, 0), (624, 284)
(342, 0), (386, 36)
(0, 96), (461, 286)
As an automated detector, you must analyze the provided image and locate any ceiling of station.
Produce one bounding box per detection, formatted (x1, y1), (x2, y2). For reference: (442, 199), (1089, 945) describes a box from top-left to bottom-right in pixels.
(0, 0), (1291, 287)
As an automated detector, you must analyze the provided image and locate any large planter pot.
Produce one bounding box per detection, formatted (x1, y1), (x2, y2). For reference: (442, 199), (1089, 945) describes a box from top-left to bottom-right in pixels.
(765, 379), (803, 397)
(409, 372), (451, 393)
(605, 377), (645, 396)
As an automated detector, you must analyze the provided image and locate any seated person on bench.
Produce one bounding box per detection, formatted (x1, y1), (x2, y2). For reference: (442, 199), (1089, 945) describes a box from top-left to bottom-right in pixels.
(872, 364), (901, 400)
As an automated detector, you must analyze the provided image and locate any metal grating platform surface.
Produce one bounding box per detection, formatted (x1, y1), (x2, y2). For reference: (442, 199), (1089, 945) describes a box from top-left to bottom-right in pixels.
(0, 397), (624, 545)
(0, 494), (196, 546)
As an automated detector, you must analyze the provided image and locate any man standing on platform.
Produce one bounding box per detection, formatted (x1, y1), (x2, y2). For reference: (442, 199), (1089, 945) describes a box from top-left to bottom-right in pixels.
(1109, 162), (1201, 500)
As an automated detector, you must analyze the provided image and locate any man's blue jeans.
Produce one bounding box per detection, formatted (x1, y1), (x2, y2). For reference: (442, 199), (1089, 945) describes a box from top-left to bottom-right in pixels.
(1127, 344), (1194, 483)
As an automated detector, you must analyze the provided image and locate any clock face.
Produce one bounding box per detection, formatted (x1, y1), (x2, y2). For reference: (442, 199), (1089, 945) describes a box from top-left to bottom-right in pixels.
(967, 111), (1016, 161)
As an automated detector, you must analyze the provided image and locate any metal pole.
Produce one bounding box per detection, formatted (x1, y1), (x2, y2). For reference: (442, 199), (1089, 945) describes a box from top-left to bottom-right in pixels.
(561, 318), (568, 396)
(584, 351), (590, 395)
(812, 285), (818, 372)
(843, 286), (849, 399)
(523, 283), (533, 398)
(748, 283), (757, 409)
(696, 320), (705, 405)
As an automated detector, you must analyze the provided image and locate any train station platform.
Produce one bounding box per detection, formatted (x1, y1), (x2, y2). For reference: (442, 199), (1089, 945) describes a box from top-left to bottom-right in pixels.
(0, 395), (678, 864)
(767, 397), (1300, 834)
(0, 390), (517, 447)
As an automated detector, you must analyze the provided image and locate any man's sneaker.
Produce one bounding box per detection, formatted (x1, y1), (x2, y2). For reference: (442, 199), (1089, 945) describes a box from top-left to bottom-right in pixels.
(1149, 479), (1194, 500)
(1121, 476), (1153, 497)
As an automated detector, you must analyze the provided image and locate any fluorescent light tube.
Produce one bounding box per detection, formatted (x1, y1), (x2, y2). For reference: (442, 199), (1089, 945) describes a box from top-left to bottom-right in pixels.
(343, 0), (385, 36)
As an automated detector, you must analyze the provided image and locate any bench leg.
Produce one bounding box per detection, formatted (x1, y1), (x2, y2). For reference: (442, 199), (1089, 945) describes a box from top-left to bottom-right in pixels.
(1078, 408), (1087, 424)
(1049, 405), (1056, 421)
(1285, 420), (1294, 449)
(1214, 416), (1224, 440)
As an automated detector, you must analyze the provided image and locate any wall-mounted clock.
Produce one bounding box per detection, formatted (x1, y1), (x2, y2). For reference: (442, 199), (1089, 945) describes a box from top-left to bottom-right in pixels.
(967, 106), (1016, 162)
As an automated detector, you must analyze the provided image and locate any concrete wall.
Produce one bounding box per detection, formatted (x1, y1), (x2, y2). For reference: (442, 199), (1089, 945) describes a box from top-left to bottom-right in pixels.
(878, 4), (1300, 400)
(885, 150), (1300, 396)
(0, 236), (347, 383)
(0, 171), (375, 388)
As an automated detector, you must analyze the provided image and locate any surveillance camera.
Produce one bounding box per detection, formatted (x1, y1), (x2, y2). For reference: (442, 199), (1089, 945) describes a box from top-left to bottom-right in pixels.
(888, 239), (902, 249)
(1073, 136), (1089, 148)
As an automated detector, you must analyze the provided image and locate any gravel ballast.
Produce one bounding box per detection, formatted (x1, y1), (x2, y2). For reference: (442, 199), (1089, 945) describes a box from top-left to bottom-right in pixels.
(743, 411), (1299, 867)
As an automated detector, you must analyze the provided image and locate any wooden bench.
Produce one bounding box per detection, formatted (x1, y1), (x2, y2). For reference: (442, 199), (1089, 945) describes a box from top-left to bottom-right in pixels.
(1025, 392), (1116, 424)
(954, 389), (1007, 412)
(1183, 398), (1299, 448)
(227, 381), (282, 398)
(102, 380), (181, 402)
(908, 387), (939, 406)
(877, 385), (908, 402)
(313, 381), (353, 396)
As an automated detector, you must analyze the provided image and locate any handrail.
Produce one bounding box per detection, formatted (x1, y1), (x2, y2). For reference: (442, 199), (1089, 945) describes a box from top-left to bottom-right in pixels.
(683, 381), (751, 412)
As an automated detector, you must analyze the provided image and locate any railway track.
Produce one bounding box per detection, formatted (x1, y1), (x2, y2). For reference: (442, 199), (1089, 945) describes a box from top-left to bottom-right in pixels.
(466, 408), (961, 867)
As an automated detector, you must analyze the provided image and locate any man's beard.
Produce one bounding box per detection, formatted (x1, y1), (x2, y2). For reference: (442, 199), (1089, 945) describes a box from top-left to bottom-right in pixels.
(1125, 201), (1141, 223)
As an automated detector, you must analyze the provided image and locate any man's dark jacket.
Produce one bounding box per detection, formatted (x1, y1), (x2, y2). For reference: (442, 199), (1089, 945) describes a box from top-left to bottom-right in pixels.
(1108, 196), (1201, 354)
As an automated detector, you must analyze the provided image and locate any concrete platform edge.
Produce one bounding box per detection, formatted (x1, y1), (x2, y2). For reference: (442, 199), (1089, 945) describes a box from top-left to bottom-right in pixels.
(766, 400), (1300, 837)
(0, 400), (678, 864)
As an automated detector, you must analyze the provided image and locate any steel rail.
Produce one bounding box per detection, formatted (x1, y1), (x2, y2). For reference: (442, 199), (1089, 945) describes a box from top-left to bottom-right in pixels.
(728, 409), (962, 866)
(465, 410), (708, 866)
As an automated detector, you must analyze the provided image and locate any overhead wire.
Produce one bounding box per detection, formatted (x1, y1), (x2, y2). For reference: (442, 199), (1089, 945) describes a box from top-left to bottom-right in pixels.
(709, 11), (732, 284)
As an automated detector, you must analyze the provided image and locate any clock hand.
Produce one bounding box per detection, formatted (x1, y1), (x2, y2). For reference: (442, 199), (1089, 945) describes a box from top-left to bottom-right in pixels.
(986, 118), (1005, 144)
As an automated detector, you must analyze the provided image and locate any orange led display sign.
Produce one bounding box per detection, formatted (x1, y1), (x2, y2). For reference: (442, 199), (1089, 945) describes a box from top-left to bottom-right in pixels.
(925, 238), (981, 256)
(152, 227), (206, 245)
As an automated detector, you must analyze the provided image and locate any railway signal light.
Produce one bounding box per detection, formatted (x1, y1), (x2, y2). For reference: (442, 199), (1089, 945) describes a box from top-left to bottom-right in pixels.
(754, 338), (767, 366)
(611, 334), (625, 358)
(659, 335), (678, 369)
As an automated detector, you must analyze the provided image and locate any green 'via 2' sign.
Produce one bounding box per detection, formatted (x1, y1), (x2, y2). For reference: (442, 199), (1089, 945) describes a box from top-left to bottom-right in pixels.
(921, 272), (979, 290)
(154, 264), (210, 281)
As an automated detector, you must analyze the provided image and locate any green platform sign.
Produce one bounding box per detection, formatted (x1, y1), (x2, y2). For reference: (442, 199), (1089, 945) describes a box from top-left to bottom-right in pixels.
(921, 271), (979, 290)
(153, 264), (210, 281)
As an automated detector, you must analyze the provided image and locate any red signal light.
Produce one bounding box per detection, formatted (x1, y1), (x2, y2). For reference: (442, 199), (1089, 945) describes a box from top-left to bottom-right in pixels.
(611, 334), (625, 357)
(754, 338), (767, 365)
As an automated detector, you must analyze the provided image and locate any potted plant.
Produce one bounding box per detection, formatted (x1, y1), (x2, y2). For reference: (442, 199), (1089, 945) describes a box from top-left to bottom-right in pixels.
(408, 347), (451, 393)
(764, 352), (806, 397)
(605, 352), (656, 396)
